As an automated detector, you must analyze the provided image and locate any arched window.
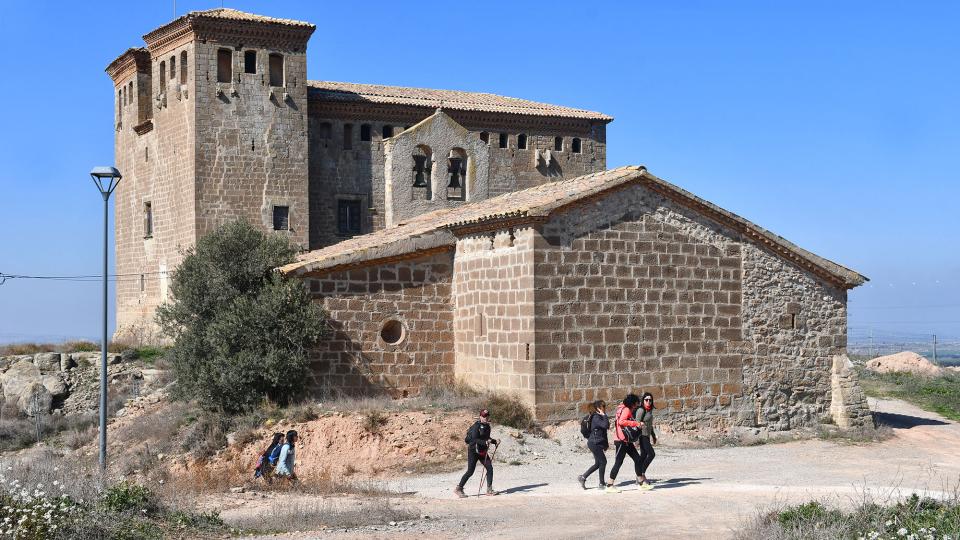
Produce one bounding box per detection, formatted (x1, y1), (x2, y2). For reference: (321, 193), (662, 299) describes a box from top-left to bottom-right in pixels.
(479, 132), (489, 145)
(244, 50), (257, 74)
(169, 56), (176, 80)
(117, 90), (122, 121)
(269, 53), (284, 86)
(159, 61), (166, 92)
(412, 145), (433, 200)
(498, 133), (508, 148)
(180, 51), (188, 85)
(447, 148), (467, 201)
(128, 82), (134, 107)
(517, 134), (528, 150)
(216, 49), (231, 83)
(572, 137), (582, 153)
(554, 136), (563, 151)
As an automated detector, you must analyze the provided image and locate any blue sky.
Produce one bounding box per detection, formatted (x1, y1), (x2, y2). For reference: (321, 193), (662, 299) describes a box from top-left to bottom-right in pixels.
(0, 1), (957, 344)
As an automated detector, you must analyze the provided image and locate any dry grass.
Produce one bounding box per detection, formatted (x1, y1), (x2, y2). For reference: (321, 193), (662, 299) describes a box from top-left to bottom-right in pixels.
(0, 340), (133, 356)
(224, 496), (418, 533)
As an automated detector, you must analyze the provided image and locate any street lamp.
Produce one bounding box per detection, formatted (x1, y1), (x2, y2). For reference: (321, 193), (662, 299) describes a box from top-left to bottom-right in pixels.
(90, 166), (121, 471)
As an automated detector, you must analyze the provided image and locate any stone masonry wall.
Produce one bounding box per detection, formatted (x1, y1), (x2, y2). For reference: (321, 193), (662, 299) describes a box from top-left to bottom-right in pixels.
(452, 227), (538, 408)
(306, 252), (455, 397)
(114, 43), (197, 341)
(307, 106), (607, 250)
(531, 183), (852, 429)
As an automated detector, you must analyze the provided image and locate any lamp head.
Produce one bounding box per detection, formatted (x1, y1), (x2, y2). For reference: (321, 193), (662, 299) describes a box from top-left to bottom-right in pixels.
(90, 166), (122, 196)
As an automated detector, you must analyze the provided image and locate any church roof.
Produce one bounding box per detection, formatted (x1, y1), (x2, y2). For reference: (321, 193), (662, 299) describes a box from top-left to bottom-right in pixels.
(178, 8), (314, 27)
(307, 81), (613, 122)
(280, 167), (867, 289)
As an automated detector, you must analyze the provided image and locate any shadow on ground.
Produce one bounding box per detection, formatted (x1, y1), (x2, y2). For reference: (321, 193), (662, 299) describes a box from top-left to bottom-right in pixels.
(499, 483), (549, 495)
(614, 477), (711, 489)
(875, 412), (949, 429)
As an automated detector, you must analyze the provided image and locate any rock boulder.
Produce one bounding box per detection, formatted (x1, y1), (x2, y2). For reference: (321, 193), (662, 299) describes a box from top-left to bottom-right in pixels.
(33, 352), (62, 372)
(0, 360), (53, 415)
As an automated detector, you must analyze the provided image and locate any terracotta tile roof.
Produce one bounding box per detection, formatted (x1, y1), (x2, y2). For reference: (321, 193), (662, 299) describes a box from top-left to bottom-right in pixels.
(280, 166), (867, 289)
(307, 81), (613, 122)
(185, 8), (314, 27)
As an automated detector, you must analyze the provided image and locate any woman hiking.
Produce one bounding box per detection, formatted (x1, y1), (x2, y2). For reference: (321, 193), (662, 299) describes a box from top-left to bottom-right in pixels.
(577, 400), (618, 492)
(454, 409), (499, 498)
(253, 432), (284, 482)
(636, 392), (658, 489)
(607, 393), (644, 490)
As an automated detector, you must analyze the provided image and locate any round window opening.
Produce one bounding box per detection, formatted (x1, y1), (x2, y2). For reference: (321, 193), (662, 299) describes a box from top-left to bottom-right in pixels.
(380, 319), (405, 345)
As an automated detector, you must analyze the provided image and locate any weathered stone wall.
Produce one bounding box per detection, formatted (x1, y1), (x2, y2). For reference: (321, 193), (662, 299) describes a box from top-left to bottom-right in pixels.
(193, 41), (309, 248)
(114, 43), (197, 341)
(452, 228), (537, 408)
(530, 183), (852, 429)
(306, 106), (607, 250)
(306, 252), (455, 397)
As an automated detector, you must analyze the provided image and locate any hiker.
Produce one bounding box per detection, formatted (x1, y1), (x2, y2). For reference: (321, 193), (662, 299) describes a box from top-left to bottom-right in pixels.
(274, 430), (298, 482)
(636, 392), (658, 489)
(454, 408), (499, 498)
(607, 393), (644, 490)
(578, 400), (617, 492)
(253, 432), (285, 482)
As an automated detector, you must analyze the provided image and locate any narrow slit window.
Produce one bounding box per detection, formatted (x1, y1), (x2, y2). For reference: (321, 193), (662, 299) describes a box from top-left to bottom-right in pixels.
(180, 51), (188, 84)
(343, 124), (353, 150)
(143, 202), (153, 238)
(554, 136), (563, 151)
(360, 124), (371, 141)
(337, 200), (362, 235)
(272, 206), (289, 231)
(447, 148), (467, 201)
(128, 82), (133, 105)
(269, 53), (284, 86)
(572, 137), (582, 153)
(169, 56), (176, 80)
(244, 50), (257, 74)
(412, 145), (433, 200)
(480, 132), (489, 145)
(216, 49), (232, 83)
(498, 133), (508, 148)
(159, 61), (166, 91)
(117, 90), (122, 120)
(382, 125), (393, 138)
(517, 134), (527, 149)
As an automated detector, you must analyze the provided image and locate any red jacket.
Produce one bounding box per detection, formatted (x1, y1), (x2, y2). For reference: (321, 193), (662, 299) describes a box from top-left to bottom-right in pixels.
(613, 403), (641, 442)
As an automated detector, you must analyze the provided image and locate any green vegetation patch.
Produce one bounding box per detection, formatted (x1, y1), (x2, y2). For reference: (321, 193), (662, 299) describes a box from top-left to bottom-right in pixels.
(858, 369), (960, 421)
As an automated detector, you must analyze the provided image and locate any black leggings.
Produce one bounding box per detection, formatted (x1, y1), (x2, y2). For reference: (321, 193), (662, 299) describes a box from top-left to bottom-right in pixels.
(609, 441), (642, 480)
(458, 448), (493, 489)
(582, 443), (607, 486)
(638, 435), (655, 475)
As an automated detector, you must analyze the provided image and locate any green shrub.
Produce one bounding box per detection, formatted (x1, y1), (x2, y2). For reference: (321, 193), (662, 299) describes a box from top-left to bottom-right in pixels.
(859, 369), (960, 421)
(156, 219), (329, 413)
(362, 410), (389, 433)
(100, 481), (157, 514)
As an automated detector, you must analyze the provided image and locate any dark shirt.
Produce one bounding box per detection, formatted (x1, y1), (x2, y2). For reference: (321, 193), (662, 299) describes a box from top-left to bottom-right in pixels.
(587, 413), (610, 449)
(465, 421), (493, 451)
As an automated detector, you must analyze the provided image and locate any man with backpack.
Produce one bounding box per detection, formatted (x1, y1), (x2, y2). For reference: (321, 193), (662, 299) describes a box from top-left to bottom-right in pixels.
(607, 394), (644, 490)
(454, 409), (499, 498)
(578, 400), (619, 492)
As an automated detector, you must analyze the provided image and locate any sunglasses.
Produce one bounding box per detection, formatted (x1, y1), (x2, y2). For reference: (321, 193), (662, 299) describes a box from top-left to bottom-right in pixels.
(643, 398), (652, 401)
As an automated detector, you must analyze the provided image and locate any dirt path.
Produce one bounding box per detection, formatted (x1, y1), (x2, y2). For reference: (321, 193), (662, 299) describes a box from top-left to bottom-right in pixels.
(233, 398), (960, 539)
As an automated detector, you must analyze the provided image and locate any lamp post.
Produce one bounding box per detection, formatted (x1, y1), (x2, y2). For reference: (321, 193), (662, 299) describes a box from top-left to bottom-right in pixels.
(90, 166), (122, 471)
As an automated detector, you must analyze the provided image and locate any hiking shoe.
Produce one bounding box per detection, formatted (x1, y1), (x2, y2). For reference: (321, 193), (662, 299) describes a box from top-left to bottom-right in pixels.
(454, 487), (467, 499)
(604, 485), (621, 493)
(577, 475), (587, 490)
(640, 482), (654, 491)
(486, 487), (499, 496)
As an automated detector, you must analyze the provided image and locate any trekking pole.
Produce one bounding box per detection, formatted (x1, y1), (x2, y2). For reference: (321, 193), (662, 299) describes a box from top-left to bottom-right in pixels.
(476, 441), (499, 497)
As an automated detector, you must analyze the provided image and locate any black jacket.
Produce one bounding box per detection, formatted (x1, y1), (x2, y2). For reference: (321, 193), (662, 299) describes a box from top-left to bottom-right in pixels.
(587, 413), (610, 449)
(465, 421), (496, 451)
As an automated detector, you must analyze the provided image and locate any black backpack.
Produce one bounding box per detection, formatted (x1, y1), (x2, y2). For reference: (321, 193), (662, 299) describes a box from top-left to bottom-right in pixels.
(622, 425), (641, 443)
(579, 413), (594, 439)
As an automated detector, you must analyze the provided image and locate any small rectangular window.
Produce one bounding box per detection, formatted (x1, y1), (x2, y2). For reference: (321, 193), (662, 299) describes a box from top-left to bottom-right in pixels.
(337, 200), (362, 235)
(272, 206), (289, 231)
(572, 137), (582, 153)
(554, 136), (563, 151)
(244, 50), (257, 74)
(269, 53), (284, 86)
(480, 132), (489, 144)
(343, 124), (353, 150)
(143, 202), (153, 238)
(382, 125), (393, 138)
(499, 133), (508, 148)
(360, 124), (371, 141)
(517, 134), (528, 149)
(217, 49), (232, 83)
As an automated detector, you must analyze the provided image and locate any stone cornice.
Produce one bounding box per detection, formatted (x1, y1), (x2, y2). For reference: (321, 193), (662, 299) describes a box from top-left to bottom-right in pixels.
(105, 48), (151, 84)
(300, 245), (454, 278)
(144, 12), (315, 55)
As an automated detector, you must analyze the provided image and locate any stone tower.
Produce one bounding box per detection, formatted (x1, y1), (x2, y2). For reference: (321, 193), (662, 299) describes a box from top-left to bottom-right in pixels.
(106, 10), (315, 339)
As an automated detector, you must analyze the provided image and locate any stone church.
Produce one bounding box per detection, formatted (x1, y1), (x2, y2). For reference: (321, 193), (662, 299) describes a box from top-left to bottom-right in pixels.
(107, 9), (870, 429)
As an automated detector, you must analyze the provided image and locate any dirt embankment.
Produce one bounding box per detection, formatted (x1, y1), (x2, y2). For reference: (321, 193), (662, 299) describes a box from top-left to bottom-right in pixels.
(865, 351), (944, 377)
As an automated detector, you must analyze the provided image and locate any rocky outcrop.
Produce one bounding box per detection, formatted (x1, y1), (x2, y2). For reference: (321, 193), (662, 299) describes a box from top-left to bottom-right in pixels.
(0, 361), (53, 416)
(0, 351), (129, 416)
